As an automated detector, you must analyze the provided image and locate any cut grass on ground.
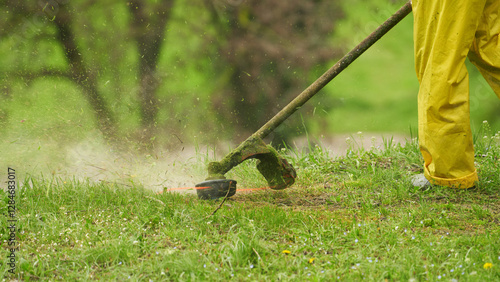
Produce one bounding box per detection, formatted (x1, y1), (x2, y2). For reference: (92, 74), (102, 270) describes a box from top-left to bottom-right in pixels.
(2, 133), (500, 281)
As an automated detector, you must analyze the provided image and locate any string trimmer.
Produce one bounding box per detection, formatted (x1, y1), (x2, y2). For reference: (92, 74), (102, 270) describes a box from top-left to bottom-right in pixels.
(195, 1), (412, 199)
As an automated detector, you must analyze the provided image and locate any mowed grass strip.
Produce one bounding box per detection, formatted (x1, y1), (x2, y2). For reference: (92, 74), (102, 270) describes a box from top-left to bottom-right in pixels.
(2, 135), (500, 281)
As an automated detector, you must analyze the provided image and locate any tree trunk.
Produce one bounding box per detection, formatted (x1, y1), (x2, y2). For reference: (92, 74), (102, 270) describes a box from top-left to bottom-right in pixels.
(53, 4), (117, 140)
(129, 0), (175, 143)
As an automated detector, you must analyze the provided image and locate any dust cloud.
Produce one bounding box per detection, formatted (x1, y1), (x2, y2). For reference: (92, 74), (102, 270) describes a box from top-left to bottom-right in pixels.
(2, 137), (221, 195)
(2, 133), (410, 193)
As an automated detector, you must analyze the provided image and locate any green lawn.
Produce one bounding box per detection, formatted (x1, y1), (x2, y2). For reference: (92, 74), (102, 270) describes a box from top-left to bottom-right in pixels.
(2, 127), (500, 281)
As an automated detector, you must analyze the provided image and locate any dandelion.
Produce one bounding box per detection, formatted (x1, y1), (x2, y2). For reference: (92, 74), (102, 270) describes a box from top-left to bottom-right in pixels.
(483, 263), (493, 269)
(308, 258), (316, 264)
(282, 250), (291, 254)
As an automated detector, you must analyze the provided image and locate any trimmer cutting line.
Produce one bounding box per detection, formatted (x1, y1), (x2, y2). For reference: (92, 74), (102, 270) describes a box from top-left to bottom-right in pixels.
(196, 1), (413, 200)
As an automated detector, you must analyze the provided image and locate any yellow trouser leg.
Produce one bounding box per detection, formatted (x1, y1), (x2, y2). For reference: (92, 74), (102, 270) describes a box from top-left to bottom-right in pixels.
(412, 0), (489, 188)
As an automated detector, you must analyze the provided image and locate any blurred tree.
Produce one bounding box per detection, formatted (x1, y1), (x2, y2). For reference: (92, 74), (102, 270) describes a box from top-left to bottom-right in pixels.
(203, 0), (344, 144)
(0, 0), (175, 142)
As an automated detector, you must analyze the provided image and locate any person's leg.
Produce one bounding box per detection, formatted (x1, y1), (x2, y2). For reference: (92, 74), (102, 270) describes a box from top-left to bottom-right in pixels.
(468, 0), (500, 97)
(412, 0), (487, 188)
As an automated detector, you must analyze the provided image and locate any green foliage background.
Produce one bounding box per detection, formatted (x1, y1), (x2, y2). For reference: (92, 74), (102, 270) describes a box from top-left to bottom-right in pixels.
(1, 0), (499, 169)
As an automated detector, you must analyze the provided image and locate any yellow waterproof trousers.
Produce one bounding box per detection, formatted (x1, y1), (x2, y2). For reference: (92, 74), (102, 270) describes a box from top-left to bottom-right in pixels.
(412, 0), (500, 188)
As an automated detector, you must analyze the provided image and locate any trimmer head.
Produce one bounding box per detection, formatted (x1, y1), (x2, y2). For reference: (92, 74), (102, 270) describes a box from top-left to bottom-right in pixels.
(195, 179), (237, 200)
(196, 136), (296, 199)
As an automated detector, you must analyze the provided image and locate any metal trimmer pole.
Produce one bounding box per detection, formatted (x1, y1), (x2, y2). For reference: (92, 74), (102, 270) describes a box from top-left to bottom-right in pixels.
(199, 1), (412, 198)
